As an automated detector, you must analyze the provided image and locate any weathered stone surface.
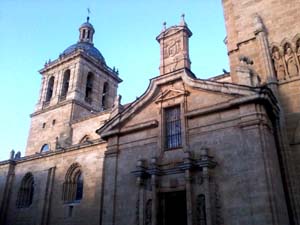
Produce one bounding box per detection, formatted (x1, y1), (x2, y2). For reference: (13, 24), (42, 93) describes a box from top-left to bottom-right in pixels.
(1, 1), (300, 225)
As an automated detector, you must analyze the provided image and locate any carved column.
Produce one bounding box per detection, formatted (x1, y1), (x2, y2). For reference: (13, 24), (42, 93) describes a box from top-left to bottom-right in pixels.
(101, 141), (119, 225)
(54, 70), (62, 104)
(151, 174), (157, 225)
(135, 179), (144, 225)
(185, 169), (193, 225)
(296, 48), (300, 76)
(72, 62), (83, 101)
(200, 148), (213, 225)
(39, 76), (46, 104)
(135, 160), (146, 225)
(150, 157), (158, 225)
(293, 50), (300, 74)
(40, 167), (56, 225)
(202, 166), (211, 225)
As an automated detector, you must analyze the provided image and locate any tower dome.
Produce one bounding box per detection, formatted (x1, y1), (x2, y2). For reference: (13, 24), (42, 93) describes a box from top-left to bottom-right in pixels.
(62, 17), (105, 63)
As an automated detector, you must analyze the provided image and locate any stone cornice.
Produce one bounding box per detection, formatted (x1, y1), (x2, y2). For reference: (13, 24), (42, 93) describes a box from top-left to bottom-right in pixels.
(185, 89), (279, 119)
(132, 155), (217, 178)
(39, 50), (122, 83)
(97, 68), (269, 139)
(156, 25), (192, 41)
(0, 139), (106, 166)
(31, 99), (102, 117)
(71, 109), (111, 124)
(101, 120), (158, 139)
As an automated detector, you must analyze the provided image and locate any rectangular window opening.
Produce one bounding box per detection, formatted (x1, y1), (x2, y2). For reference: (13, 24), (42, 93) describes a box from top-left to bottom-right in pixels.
(164, 106), (182, 149)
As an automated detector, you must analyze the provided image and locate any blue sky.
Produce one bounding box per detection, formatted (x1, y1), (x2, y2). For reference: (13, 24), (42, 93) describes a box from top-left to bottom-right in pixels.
(0, 0), (229, 160)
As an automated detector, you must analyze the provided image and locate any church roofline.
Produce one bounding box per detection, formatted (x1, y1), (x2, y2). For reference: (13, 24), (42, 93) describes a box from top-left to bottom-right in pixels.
(97, 68), (279, 139)
(208, 73), (231, 81)
(156, 24), (192, 42)
(31, 98), (109, 118)
(39, 50), (122, 83)
(0, 138), (107, 165)
(156, 14), (192, 41)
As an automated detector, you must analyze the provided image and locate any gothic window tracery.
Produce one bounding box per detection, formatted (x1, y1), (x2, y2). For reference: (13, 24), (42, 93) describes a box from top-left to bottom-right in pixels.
(284, 43), (298, 77)
(296, 39), (300, 63)
(16, 173), (34, 208)
(272, 46), (286, 80)
(62, 163), (84, 203)
(271, 35), (300, 80)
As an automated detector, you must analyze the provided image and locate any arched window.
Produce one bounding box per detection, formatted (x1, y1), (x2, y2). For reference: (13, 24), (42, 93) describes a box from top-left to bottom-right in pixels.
(45, 76), (55, 102)
(61, 70), (70, 100)
(102, 82), (109, 110)
(75, 173), (83, 201)
(41, 144), (49, 153)
(85, 72), (94, 103)
(62, 163), (84, 203)
(16, 173), (34, 208)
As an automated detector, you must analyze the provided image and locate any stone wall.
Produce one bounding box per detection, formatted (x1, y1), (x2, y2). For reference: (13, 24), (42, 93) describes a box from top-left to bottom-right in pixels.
(26, 104), (73, 156)
(222, 0), (300, 82)
(3, 144), (105, 225)
(101, 73), (290, 225)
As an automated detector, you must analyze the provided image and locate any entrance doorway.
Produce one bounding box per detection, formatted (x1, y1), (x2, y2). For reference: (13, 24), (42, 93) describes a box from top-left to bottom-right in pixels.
(158, 191), (187, 225)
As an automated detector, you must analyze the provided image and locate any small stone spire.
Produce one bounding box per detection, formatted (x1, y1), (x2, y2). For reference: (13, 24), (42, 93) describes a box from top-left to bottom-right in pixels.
(10, 149), (15, 160)
(180, 13), (187, 26)
(253, 13), (265, 34)
(162, 21), (167, 31)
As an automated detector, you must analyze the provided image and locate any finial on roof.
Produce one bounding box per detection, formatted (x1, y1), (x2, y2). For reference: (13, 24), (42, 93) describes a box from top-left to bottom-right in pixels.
(10, 149), (15, 160)
(253, 13), (265, 34)
(87, 8), (91, 22)
(162, 21), (167, 31)
(180, 13), (187, 26)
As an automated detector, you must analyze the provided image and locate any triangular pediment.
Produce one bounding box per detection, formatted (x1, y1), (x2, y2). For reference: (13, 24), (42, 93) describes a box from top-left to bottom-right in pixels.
(154, 88), (189, 103)
(156, 25), (192, 41)
(97, 69), (272, 139)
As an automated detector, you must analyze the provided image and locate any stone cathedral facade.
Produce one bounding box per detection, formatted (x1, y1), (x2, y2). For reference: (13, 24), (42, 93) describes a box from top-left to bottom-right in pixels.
(1, 1), (300, 225)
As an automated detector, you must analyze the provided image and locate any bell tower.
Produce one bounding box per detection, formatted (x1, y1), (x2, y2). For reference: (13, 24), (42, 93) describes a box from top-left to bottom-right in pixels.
(25, 17), (122, 156)
(156, 14), (192, 75)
